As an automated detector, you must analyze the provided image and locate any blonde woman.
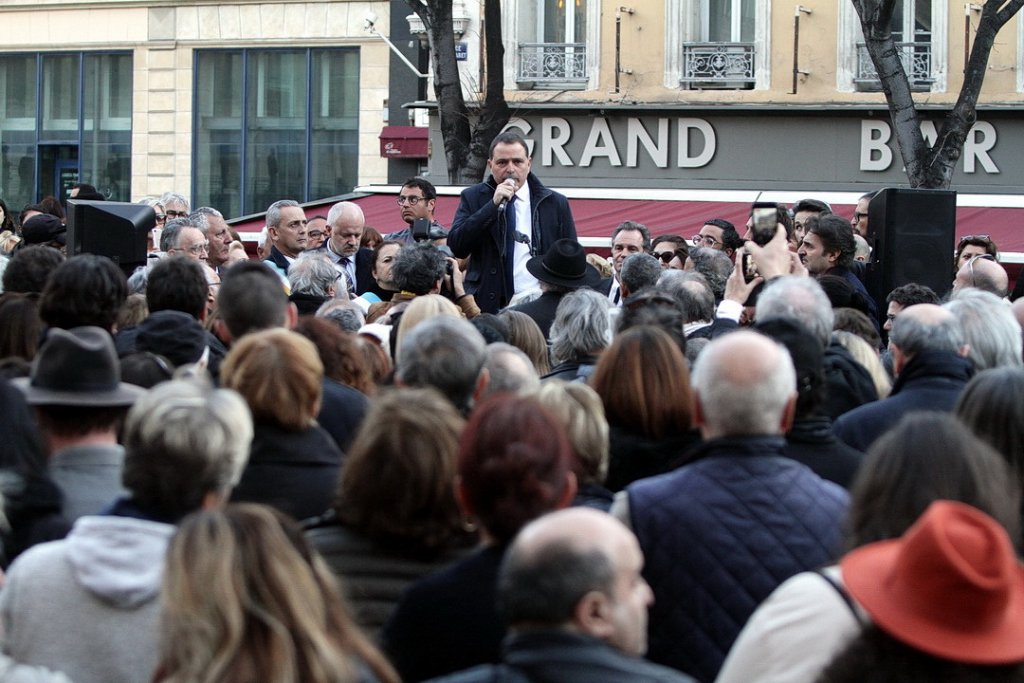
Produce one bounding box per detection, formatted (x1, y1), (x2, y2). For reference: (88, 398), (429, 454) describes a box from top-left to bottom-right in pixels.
(156, 504), (398, 683)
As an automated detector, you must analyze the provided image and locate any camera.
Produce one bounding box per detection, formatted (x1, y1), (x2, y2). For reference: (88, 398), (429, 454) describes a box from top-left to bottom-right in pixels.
(750, 202), (778, 246)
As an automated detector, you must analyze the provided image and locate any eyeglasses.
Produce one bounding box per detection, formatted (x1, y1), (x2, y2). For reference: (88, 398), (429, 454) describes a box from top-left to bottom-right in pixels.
(165, 210), (189, 219)
(396, 196), (426, 206)
(852, 212), (868, 222)
(154, 213), (167, 222)
(308, 230), (325, 240)
(691, 234), (722, 248)
(185, 242), (210, 255)
(654, 251), (676, 264)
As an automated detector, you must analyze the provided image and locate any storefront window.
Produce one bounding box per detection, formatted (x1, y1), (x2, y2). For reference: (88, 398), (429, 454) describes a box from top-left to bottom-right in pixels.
(0, 51), (131, 211)
(194, 48), (360, 218)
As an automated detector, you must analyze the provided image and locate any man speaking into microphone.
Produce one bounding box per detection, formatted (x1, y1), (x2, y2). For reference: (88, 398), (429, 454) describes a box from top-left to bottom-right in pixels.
(449, 130), (578, 313)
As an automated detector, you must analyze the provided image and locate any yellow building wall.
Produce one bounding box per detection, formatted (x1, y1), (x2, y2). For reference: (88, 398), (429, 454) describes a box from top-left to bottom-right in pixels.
(0, 0), (391, 207)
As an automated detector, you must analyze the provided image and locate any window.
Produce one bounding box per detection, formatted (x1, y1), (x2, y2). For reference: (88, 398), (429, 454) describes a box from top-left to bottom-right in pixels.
(839, 0), (946, 92)
(666, 0), (769, 89)
(193, 48), (360, 217)
(0, 52), (131, 211)
(511, 0), (597, 89)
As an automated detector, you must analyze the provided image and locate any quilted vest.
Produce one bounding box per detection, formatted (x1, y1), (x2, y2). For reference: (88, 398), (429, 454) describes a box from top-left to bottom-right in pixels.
(628, 436), (848, 683)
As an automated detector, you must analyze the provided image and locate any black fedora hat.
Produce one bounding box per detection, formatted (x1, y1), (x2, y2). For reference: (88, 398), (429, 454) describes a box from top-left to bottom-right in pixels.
(526, 239), (601, 289)
(13, 327), (146, 406)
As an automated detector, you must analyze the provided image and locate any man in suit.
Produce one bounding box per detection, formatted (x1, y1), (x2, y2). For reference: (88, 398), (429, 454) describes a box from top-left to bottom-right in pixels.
(597, 221), (651, 307)
(449, 131), (577, 314)
(265, 199), (308, 277)
(321, 201), (375, 296)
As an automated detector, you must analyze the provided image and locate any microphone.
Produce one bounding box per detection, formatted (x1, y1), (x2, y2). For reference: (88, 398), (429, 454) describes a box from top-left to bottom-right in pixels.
(497, 178), (517, 212)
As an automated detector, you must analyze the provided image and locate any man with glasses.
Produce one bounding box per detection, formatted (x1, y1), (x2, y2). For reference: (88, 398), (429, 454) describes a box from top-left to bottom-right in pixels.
(305, 215), (330, 250)
(850, 191), (875, 238)
(692, 218), (742, 258)
(159, 192), (190, 221)
(160, 219), (208, 264)
(387, 177), (447, 245)
(265, 199), (308, 277)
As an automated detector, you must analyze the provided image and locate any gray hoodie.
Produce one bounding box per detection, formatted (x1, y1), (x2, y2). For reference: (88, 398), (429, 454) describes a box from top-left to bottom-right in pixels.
(0, 516), (175, 683)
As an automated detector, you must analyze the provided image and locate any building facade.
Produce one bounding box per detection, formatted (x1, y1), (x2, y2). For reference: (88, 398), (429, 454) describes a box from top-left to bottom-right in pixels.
(421, 0), (1024, 198)
(0, 0), (392, 217)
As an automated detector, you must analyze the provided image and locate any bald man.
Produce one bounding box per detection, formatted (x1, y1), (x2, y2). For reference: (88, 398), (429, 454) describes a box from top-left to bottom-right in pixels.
(319, 201), (375, 296)
(611, 331), (847, 683)
(429, 508), (695, 683)
(834, 303), (973, 451)
(952, 253), (1008, 298)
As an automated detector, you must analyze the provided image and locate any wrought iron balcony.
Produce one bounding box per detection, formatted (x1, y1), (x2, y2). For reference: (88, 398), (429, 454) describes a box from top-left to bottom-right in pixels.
(516, 43), (588, 89)
(855, 42), (933, 91)
(680, 42), (756, 89)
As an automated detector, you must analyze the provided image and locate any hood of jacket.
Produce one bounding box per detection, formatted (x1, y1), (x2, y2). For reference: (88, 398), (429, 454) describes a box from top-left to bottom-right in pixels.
(65, 515), (175, 609)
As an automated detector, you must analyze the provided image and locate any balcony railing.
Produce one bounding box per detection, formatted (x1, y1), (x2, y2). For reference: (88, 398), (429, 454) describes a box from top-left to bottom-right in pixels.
(680, 42), (756, 89)
(855, 42), (933, 91)
(517, 43), (588, 89)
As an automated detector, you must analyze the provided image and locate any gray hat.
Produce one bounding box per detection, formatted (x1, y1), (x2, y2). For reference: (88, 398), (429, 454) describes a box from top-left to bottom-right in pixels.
(13, 327), (146, 406)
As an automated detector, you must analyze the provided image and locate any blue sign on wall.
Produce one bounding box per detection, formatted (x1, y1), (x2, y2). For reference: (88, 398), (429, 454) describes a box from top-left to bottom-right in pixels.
(455, 42), (468, 61)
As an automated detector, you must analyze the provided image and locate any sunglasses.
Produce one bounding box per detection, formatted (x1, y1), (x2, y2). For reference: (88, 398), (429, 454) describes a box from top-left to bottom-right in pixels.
(654, 251), (676, 264)
(958, 234), (992, 248)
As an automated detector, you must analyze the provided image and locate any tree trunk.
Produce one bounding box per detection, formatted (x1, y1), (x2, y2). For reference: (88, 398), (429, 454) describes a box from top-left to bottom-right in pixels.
(408, 0), (512, 185)
(853, 0), (1024, 188)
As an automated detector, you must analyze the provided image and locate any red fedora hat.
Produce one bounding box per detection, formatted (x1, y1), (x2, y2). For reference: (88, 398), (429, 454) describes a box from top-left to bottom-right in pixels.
(841, 500), (1024, 664)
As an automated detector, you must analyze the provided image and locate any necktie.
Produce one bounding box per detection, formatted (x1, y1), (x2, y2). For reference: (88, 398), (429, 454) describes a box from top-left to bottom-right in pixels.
(505, 195), (517, 239)
(339, 257), (355, 295)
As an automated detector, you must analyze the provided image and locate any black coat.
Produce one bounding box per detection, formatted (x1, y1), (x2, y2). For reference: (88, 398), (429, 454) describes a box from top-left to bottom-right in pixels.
(383, 545), (507, 682)
(784, 416), (864, 489)
(231, 422), (342, 521)
(605, 426), (703, 493)
(503, 291), (564, 340)
(450, 174), (576, 313)
(833, 349), (973, 452)
(428, 631), (696, 683)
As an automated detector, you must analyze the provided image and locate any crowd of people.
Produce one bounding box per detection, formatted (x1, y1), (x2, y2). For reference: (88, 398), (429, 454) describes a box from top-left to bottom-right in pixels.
(0, 132), (1023, 683)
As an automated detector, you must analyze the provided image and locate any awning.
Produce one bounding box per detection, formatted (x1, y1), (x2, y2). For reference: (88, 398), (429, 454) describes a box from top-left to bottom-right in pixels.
(378, 126), (429, 158)
(230, 186), (1024, 261)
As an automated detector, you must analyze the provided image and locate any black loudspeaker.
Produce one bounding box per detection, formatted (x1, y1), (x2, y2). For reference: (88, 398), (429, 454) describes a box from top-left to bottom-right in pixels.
(66, 199), (153, 276)
(866, 187), (956, 315)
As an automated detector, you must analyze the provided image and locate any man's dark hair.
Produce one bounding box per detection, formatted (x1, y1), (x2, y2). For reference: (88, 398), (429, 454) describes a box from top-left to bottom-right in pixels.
(703, 218), (744, 252)
(791, 198), (832, 216)
(498, 543), (615, 626)
(147, 256), (208, 319)
(488, 130), (530, 158)
(687, 246), (732, 302)
(159, 218), (195, 252)
(39, 255), (127, 331)
(35, 406), (127, 440)
(885, 283), (941, 307)
(658, 272), (715, 324)
(391, 243), (446, 296)
(402, 177), (437, 201)
(2, 246), (64, 294)
(218, 261), (288, 339)
(805, 213), (856, 270)
(620, 253), (661, 294)
(612, 220), (652, 251)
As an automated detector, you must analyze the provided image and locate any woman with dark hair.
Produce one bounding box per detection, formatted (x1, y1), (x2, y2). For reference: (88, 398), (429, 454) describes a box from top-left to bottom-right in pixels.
(382, 393), (576, 681)
(957, 368), (1024, 520)
(817, 501), (1024, 683)
(361, 226), (383, 250)
(293, 316), (374, 396)
(306, 387), (475, 638)
(0, 292), (43, 364)
(716, 413), (1021, 683)
(156, 504), (399, 683)
(589, 325), (699, 491)
(368, 239), (401, 302)
(222, 329), (343, 521)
